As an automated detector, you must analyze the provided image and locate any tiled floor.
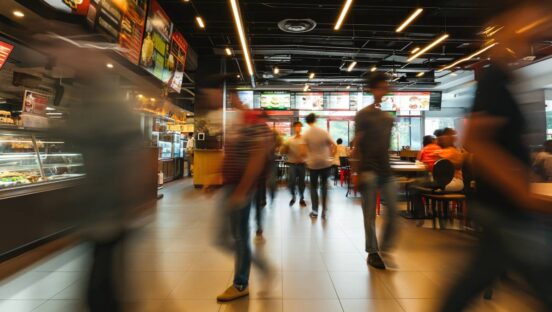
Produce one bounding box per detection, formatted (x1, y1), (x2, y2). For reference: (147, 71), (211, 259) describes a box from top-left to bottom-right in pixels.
(0, 180), (544, 311)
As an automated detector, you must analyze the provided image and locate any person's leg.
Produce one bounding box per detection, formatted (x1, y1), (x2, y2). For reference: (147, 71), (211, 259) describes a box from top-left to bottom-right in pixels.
(359, 171), (378, 253)
(231, 201), (253, 290)
(379, 175), (399, 251)
(309, 169), (320, 214)
(320, 167), (330, 216)
(288, 164), (297, 200)
(298, 164), (306, 201)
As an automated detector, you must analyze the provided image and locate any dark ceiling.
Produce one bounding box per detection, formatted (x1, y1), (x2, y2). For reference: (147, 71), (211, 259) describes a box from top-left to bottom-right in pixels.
(159, 0), (530, 89)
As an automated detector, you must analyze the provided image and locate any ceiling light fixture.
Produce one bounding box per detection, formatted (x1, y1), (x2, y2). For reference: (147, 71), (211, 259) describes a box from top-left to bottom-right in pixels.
(303, 84), (309, 92)
(346, 85), (351, 89)
(396, 8), (423, 33)
(137, 94), (143, 99)
(196, 16), (205, 28)
(438, 43), (497, 72)
(230, 0), (254, 76)
(516, 17), (550, 34)
(347, 61), (357, 72)
(273, 67), (280, 74)
(371, 66), (377, 72)
(392, 77), (400, 82)
(237, 74), (241, 78)
(411, 47), (420, 54)
(106, 63), (114, 69)
(407, 34), (449, 62)
(416, 72), (425, 77)
(12, 10), (25, 18)
(334, 0), (354, 30)
(225, 47), (232, 55)
(309, 72), (315, 79)
(150, 98), (156, 102)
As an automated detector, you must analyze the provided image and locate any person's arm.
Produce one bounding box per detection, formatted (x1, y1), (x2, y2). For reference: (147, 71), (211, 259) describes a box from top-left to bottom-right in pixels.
(464, 113), (551, 213)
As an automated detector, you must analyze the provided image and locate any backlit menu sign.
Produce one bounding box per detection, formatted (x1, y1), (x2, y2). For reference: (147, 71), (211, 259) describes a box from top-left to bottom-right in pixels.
(0, 41), (14, 71)
(327, 92), (350, 110)
(140, 0), (173, 83)
(260, 91), (291, 110)
(42, 0), (91, 15)
(295, 92), (323, 110)
(359, 92), (430, 112)
(168, 31), (189, 93)
(118, 0), (148, 65)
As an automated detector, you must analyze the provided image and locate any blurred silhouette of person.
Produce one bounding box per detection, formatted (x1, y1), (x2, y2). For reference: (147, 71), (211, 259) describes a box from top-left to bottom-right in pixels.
(303, 113), (336, 219)
(332, 138), (350, 181)
(532, 140), (552, 181)
(217, 91), (273, 302)
(417, 135), (440, 172)
(281, 121), (308, 207)
(353, 72), (398, 270)
(439, 2), (552, 311)
(186, 132), (195, 177)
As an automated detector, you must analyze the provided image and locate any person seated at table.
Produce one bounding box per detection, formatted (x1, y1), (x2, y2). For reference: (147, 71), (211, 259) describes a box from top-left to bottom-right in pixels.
(417, 135), (441, 172)
(532, 140), (552, 181)
(435, 128), (464, 192)
(332, 138), (350, 180)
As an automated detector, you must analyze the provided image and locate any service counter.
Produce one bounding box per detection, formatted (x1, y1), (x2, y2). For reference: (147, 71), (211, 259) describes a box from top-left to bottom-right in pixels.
(193, 149), (223, 188)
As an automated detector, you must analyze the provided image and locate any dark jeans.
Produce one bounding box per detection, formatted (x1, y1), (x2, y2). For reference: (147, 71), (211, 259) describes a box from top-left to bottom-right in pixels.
(309, 167), (331, 214)
(255, 181), (266, 231)
(439, 203), (552, 312)
(288, 163), (306, 200)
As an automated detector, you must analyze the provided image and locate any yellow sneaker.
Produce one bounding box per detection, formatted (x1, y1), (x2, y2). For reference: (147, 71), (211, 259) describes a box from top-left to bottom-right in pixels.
(216, 285), (249, 302)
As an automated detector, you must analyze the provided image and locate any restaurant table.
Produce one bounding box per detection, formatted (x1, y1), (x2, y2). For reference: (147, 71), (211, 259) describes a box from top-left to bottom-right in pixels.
(391, 164), (427, 173)
(531, 183), (552, 199)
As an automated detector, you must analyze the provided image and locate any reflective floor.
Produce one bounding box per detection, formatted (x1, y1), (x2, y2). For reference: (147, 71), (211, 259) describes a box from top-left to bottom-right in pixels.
(0, 180), (543, 311)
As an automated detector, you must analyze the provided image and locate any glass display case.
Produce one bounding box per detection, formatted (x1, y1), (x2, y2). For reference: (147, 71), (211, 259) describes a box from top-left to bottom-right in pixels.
(0, 129), (84, 190)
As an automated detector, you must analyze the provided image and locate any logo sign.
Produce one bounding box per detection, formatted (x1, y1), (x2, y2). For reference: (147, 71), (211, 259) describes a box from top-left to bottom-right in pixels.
(42, 0), (91, 15)
(23, 90), (50, 116)
(0, 41), (14, 70)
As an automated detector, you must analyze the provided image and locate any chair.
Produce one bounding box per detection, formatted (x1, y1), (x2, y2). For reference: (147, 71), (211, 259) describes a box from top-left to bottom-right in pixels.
(338, 157), (350, 187)
(420, 159), (467, 229)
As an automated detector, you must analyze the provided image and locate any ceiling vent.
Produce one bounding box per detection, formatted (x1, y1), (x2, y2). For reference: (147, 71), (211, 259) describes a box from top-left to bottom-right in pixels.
(278, 19), (317, 33)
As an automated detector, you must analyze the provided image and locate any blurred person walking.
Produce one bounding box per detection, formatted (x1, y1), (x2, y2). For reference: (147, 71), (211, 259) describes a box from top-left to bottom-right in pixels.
(332, 138), (350, 181)
(254, 121), (276, 240)
(217, 93), (273, 302)
(439, 2), (552, 311)
(353, 73), (398, 270)
(186, 132), (195, 177)
(303, 113), (336, 219)
(281, 121), (308, 207)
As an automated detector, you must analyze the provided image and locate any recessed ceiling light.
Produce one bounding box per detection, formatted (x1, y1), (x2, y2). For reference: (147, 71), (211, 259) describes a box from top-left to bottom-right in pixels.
(273, 67), (280, 74)
(371, 66), (377, 72)
(196, 16), (205, 29)
(106, 63), (114, 69)
(12, 10), (24, 18)
(236, 74), (241, 78)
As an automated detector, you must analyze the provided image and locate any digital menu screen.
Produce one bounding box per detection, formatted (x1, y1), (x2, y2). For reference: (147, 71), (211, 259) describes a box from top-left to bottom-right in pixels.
(429, 91), (442, 111)
(359, 92), (430, 112)
(327, 92), (350, 110)
(140, 0), (173, 83)
(295, 92), (323, 110)
(237, 91), (254, 109)
(260, 91), (291, 110)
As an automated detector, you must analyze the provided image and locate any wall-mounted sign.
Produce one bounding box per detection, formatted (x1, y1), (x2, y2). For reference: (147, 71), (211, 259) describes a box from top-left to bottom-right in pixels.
(0, 41), (14, 71)
(260, 91), (291, 110)
(118, 0), (148, 65)
(140, 0), (173, 83)
(168, 31), (188, 93)
(295, 92), (323, 110)
(23, 90), (49, 116)
(42, 0), (91, 15)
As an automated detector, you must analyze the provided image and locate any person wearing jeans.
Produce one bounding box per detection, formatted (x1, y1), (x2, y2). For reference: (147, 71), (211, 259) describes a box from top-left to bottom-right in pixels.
(353, 72), (398, 269)
(281, 121), (307, 207)
(302, 114), (336, 219)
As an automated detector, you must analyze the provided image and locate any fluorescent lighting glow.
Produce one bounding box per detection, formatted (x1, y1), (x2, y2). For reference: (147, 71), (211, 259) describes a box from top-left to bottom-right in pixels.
(411, 47), (420, 54)
(416, 72), (425, 77)
(516, 17), (550, 34)
(347, 61), (357, 72)
(371, 66), (377, 72)
(196, 16), (205, 28)
(230, 0), (255, 76)
(407, 34), (449, 62)
(303, 84), (309, 92)
(396, 8), (423, 33)
(106, 63), (114, 69)
(273, 67), (280, 74)
(13, 10), (25, 18)
(438, 43), (497, 72)
(346, 85), (351, 89)
(225, 48), (232, 55)
(309, 72), (315, 79)
(334, 0), (354, 30)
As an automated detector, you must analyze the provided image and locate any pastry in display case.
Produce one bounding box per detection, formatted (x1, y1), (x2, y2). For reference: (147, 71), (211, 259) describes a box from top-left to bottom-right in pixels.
(0, 129), (85, 190)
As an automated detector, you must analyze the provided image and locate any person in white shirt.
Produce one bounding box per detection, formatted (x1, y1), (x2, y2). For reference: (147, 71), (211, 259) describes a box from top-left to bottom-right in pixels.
(303, 113), (336, 219)
(281, 121), (308, 207)
(186, 132), (195, 177)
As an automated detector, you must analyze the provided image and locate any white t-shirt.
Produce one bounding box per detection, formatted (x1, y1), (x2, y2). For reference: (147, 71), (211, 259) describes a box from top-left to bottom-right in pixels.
(303, 125), (334, 170)
(285, 136), (306, 164)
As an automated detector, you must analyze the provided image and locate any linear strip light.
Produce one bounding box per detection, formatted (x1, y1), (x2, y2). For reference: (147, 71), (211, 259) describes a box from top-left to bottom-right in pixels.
(407, 34), (449, 62)
(396, 8), (423, 33)
(334, 0), (354, 30)
(229, 0), (254, 76)
(411, 47), (420, 54)
(347, 61), (357, 72)
(309, 72), (315, 79)
(196, 16), (205, 28)
(438, 43), (498, 72)
(225, 47), (232, 55)
(303, 84), (309, 92)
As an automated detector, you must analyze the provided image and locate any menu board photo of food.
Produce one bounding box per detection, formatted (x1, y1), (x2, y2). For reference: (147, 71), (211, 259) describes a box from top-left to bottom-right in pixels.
(140, 0), (173, 83)
(167, 31), (189, 93)
(393, 92), (430, 111)
(295, 92), (323, 110)
(118, 0), (148, 65)
(328, 92), (350, 110)
(260, 91), (291, 110)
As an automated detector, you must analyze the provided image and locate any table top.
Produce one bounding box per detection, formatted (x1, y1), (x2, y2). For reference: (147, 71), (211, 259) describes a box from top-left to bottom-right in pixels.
(391, 164), (427, 172)
(531, 183), (552, 198)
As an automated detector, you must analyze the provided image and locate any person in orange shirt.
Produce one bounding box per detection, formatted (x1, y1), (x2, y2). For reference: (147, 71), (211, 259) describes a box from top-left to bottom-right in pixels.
(417, 135), (440, 172)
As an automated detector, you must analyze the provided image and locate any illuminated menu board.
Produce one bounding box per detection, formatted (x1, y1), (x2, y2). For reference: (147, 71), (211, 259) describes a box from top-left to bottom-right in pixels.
(295, 92), (324, 110)
(140, 0), (173, 83)
(359, 92), (430, 112)
(168, 31), (189, 93)
(274, 122), (291, 138)
(327, 92), (350, 109)
(260, 91), (291, 110)
(237, 91), (254, 109)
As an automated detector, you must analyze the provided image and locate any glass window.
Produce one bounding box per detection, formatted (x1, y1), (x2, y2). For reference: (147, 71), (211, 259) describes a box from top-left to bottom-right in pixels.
(0, 134), (42, 188)
(35, 136), (85, 181)
(329, 121), (350, 146)
(425, 117), (456, 136)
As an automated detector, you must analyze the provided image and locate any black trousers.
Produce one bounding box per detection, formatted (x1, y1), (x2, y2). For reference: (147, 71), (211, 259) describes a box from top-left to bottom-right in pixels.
(309, 167), (331, 214)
